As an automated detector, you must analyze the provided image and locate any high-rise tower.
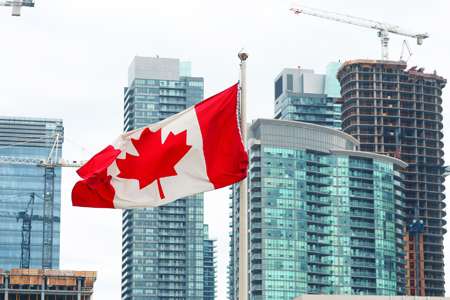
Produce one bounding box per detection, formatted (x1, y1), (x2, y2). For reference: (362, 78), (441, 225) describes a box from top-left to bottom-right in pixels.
(203, 225), (217, 300)
(121, 56), (216, 300)
(0, 116), (63, 271)
(274, 62), (342, 130)
(228, 118), (408, 299)
(337, 59), (447, 296)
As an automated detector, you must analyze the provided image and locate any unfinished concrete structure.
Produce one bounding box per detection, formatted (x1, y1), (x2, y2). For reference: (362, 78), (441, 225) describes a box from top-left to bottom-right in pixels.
(293, 295), (450, 300)
(0, 269), (96, 300)
(337, 60), (447, 296)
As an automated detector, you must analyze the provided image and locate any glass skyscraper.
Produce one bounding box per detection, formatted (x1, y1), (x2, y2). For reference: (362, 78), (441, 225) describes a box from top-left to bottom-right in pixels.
(228, 119), (408, 299)
(274, 62), (343, 130)
(203, 225), (217, 300)
(121, 56), (217, 300)
(0, 116), (63, 271)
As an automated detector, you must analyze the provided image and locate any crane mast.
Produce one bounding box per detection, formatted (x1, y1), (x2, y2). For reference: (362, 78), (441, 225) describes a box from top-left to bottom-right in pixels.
(290, 4), (429, 60)
(21, 194), (34, 269)
(42, 167), (55, 270)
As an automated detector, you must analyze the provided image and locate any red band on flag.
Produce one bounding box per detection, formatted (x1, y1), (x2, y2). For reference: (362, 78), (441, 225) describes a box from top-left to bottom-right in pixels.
(195, 84), (248, 189)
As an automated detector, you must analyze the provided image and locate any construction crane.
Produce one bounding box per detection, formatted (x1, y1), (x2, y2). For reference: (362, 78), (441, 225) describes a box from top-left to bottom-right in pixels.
(0, 193), (35, 269)
(444, 166), (450, 177)
(290, 4), (429, 60)
(0, 0), (34, 16)
(0, 133), (83, 269)
(400, 40), (413, 62)
(0, 193), (60, 269)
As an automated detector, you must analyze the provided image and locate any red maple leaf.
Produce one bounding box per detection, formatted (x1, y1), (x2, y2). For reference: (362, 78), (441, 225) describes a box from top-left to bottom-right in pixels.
(116, 128), (192, 199)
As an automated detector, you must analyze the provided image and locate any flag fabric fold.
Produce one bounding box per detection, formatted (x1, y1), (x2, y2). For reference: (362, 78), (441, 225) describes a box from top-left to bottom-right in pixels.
(72, 84), (248, 209)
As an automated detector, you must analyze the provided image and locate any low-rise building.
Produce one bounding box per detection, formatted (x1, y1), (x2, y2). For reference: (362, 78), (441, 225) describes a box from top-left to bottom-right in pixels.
(0, 269), (96, 300)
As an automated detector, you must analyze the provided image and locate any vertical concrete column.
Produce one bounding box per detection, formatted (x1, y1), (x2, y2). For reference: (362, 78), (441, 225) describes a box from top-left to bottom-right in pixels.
(4, 277), (8, 300)
(41, 277), (46, 299)
(77, 278), (82, 300)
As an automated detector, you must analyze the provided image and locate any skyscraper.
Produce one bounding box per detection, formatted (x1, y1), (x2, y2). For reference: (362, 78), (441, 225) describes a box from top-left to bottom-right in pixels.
(337, 59), (446, 296)
(274, 62), (342, 130)
(0, 116), (63, 271)
(203, 225), (217, 300)
(123, 57), (202, 132)
(228, 118), (408, 299)
(121, 56), (216, 300)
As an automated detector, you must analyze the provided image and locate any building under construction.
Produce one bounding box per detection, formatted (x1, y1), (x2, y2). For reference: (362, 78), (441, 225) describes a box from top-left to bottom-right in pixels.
(0, 269), (96, 300)
(337, 59), (447, 296)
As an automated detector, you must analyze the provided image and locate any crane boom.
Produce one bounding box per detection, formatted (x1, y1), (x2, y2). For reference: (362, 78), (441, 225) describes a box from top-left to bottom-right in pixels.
(290, 3), (429, 60)
(0, 210), (60, 222)
(0, 156), (84, 167)
(400, 40), (413, 62)
(0, 156), (45, 165)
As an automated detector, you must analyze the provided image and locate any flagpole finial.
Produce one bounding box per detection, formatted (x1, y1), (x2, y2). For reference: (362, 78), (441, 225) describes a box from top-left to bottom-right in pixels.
(238, 48), (249, 61)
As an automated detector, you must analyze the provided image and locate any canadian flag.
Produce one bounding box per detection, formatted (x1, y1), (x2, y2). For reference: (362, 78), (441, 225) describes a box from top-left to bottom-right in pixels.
(72, 84), (248, 209)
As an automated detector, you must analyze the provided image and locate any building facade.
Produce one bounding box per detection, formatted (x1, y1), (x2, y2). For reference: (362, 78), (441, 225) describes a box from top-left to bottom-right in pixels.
(228, 119), (408, 300)
(337, 60), (447, 296)
(0, 269), (96, 300)
(123, 57), (203, 132)
(274, 62), (342, 130)
(0, 117), (63, 271)
(203, 225), (217, 300)
(293, 295), (450, 300)
(121, 56), (217, 300)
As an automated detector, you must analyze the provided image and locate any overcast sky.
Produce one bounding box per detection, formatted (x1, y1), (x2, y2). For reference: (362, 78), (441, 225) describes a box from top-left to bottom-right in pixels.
(1, 1), (449, 299)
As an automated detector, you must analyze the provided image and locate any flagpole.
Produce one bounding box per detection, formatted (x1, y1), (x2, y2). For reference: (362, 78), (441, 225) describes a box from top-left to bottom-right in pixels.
(238, 48), (249, 300)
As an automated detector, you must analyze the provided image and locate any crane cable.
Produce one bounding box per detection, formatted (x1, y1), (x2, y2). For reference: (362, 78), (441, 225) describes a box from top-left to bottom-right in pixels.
(0, 135), (54, 150)
(59, 134), (93, 155)
(0, 133), (93, 155)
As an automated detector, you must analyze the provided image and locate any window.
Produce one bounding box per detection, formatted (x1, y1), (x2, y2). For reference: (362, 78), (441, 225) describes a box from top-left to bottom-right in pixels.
(188, 81), (203, 87)
(275, 77), (283, 100)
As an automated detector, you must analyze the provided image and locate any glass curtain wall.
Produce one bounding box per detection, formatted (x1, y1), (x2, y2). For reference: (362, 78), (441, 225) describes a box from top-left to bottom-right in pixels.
(0, 117), (63, 271)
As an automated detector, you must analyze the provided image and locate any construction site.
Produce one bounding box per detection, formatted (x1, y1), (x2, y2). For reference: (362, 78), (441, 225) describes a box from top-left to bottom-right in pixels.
(337, 59), (446, 296)
(0, 269), (96, 300)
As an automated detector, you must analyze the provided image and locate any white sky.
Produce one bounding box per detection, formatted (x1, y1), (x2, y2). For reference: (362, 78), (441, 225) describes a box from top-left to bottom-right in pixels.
(1, 1), (449, 299)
